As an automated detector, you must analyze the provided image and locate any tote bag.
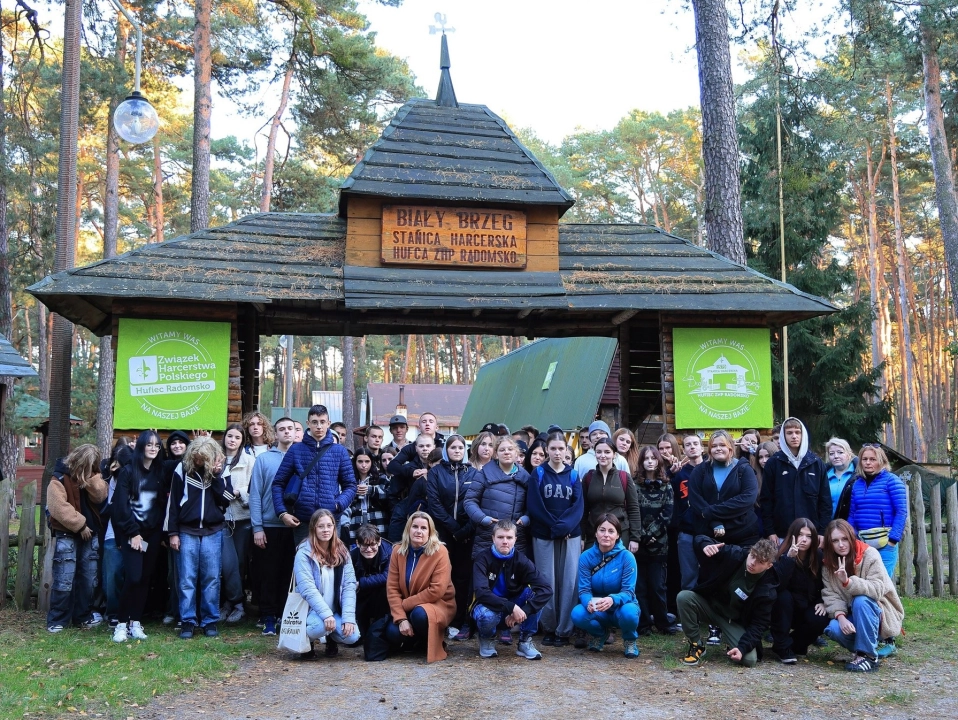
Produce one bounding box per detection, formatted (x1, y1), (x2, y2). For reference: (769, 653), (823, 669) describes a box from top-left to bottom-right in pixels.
(277, 573), (312, 654)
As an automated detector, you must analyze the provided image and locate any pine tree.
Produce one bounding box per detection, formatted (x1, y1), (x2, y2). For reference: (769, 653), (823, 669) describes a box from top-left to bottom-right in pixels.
(739, 56), (891, 447)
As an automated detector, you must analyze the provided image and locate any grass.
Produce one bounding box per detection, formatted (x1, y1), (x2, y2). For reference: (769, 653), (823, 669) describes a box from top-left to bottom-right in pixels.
(0, 609), (271, 718)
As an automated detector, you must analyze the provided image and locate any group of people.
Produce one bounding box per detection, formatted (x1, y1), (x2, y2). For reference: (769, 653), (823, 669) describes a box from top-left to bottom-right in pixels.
(45, 408), (906, 672)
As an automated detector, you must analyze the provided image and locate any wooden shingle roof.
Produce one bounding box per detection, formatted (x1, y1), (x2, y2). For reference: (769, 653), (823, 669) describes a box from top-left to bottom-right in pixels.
(558, 224), (835, 314)
(338, 98), (575, 214)
(29, 213), (835, 336)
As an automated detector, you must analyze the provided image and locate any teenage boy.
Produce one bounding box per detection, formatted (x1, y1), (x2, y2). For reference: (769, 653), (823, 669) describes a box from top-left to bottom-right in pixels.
(272, 404), (357, 545)
(526, 432), (583, 647)
(472, 520), (552, 660)
(573, 421), (629, 477)
(364, 425), (386, 475)
(249, 417), (297, 635)
(677, 537), (779, 667)
(761, 417), (831, 540)
(384, 415), (409, 455)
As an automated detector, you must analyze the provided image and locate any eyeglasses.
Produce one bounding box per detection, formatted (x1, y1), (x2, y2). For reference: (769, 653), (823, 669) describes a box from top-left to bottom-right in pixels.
(359, 542), (380, 550)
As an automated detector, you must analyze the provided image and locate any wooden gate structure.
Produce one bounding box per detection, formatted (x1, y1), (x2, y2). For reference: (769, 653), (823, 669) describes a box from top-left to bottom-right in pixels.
(28, 39), (835, 437)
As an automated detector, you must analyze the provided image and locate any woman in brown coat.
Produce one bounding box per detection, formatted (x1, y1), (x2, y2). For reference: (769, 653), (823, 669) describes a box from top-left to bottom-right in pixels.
(385, 511), (456, 662)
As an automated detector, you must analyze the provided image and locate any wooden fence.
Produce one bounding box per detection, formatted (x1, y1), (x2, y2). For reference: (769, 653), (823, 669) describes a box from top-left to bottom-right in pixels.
(897, 471), (958, 598)
(1, 478), (51, 611)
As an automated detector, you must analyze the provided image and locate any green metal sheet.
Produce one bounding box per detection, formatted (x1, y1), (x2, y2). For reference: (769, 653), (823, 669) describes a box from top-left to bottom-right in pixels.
(458, 337), (617, 435)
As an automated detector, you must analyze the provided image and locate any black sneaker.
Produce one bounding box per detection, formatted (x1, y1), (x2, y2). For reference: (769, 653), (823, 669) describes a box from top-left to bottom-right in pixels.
(707, 626), (722, 645)
(553, 635), (571, 648)
(179, 622), (195, 640)
(541, 633), (556, 647)
(681, 642), (707, 666)
(573, 630), (587, 649)
(325, 639), (339, 657)
(776, 647), (797, 664)
(203, 623), (219, 638)
(846, 654), (880, 673)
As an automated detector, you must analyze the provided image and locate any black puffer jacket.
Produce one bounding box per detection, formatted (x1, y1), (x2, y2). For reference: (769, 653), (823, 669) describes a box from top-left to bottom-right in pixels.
(464, 462), (530, 558)
(426, 460), (478, 544)
(688, 457), (760, 546)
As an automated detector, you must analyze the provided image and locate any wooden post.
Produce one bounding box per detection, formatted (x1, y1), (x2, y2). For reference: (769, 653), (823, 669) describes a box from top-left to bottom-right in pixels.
(618, 322), (631, 431)
(930, 482), (945, 597)
(0, 479), (11, 607)
(899, 479), (914, 597)
(13, 482), (37, 610)
(946, 482), (958, 597)
(38, 524), (54, 612)
(910, 472), (932, 597)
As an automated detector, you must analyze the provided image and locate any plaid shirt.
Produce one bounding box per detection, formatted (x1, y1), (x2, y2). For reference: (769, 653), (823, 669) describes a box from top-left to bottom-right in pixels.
(343, 481), (389, 540)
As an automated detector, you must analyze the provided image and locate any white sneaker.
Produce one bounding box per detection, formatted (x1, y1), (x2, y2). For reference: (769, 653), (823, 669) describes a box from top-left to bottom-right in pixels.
(226, 604), (245, 624)
(129, 621), (148, 640)
(112, 622), (128, 643)
(447, 626), (460, 640)
(162, 615), (176, 625)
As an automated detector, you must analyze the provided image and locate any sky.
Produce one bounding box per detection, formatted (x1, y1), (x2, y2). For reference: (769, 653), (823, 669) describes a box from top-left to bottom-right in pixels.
(356, 0), (705, 144)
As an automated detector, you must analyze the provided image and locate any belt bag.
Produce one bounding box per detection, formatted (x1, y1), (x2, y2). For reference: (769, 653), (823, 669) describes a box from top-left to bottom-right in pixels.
(283, 443), (332, 509)
(858, 526), (891, 549)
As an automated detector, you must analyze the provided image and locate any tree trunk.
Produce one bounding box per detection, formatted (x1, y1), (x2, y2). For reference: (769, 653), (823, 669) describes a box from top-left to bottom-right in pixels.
(153, 133), (165, 242)
(691, 0), (746, 265)
(920, 16), (958, 322)
(45, 0), (83, 509)
(260, 48), (296, 212)
(190, 0), (212, 232)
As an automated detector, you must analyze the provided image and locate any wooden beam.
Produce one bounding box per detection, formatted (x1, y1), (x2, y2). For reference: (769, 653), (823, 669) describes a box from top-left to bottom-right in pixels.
(517, 309), (532, 319)
(619, 322), (631, 430)
(472, 309), (482, 317)
(611, 309), (639, 325)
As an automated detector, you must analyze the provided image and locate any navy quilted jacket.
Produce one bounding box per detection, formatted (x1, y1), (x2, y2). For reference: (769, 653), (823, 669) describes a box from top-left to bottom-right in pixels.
(271, 433), (356, 523)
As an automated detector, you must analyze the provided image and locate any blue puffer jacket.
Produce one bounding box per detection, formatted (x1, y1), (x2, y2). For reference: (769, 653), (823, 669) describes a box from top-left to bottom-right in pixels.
(272, 433), (356, 523)
(293, 540), (357, 623)
(426, 460), (478, 544)
(847, 469), (908, 544)
(464, 462), (530, 558)
(576, 540), (637, 609)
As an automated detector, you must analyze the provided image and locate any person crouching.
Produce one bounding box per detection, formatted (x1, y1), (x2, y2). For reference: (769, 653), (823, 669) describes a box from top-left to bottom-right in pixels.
(472, 520), (552, 660)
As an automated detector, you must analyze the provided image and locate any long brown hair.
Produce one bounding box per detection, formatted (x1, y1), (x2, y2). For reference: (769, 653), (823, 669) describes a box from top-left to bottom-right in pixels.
(637, 445), (667, 482)
(613, 428), (640, 477)
(308, 509), (349, 567)
(777, 517), (820, 577)
(822, 518), (859, 577)
(469, 431), (496, 470)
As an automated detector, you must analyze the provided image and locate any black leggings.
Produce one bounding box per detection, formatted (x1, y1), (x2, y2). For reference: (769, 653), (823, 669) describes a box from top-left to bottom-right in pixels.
(118, 531), (162, 624)
(384, 605), (429, 652)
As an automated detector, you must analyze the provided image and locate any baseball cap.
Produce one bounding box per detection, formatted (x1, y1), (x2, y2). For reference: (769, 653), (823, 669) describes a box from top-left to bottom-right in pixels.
(388, 414), (407, 426)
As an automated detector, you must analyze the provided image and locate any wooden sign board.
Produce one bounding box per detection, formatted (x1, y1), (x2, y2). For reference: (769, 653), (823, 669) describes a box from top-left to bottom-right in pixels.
(381, 205), (527, 269)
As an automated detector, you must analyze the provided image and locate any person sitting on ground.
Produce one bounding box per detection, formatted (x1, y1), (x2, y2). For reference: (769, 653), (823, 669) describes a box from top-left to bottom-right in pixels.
(761, 417), (831, 541)
(677, 536), (778, 667)
(769, 517), (830, 664)
(821, 518), (904, 673)
(472, 520), (552, 660)
(383, 511), (456, 663)
(167, 436), (233, 639)
(293, 508), (360, 658)
(350, 524), (392, 659)
(47, 444), (108, 633)
(526, 431), (584, 647)
(570, 513), (642, 658)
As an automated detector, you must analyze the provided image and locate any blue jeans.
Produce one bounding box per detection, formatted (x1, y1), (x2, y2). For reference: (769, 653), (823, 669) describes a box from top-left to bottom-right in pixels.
(473, 587), (540, 638)
(306, 610), (361, 644)
(102, 537), (124, 622)
(677, 532), (699, 590)
(48, 533), (99, 627)
(176, 530), (223, 627)
(878, 543), (899, 581)
(384, 605), (429, 652)
(571, 601), (641, 641)
(825, 595), (882, 657)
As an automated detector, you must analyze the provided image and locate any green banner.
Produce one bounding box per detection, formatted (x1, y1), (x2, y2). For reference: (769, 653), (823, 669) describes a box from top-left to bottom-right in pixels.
(673, 328), (773, 429)
(114, 318), (230, 429)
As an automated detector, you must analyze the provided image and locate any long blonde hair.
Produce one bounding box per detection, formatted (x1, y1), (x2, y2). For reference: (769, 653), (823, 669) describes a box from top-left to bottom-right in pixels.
(398, 511), (442, 556)
(65, 444), (101, 485)
(469, 431), (496, 470)
(183, 436), (224, 480)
